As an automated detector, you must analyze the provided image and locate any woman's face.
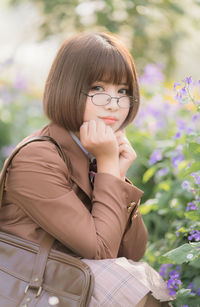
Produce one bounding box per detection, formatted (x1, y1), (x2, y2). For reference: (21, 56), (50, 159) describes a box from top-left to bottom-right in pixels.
(83, 81), (130, 132)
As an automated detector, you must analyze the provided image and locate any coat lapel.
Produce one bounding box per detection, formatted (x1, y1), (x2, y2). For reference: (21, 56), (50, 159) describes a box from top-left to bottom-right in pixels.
(48, 123), (93, 200)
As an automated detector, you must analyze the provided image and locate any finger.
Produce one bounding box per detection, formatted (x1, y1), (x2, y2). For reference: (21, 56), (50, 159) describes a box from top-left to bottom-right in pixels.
(119, 143), (137, 158)
(105, 125), (115, 139)
(119, 143), (130, 153)
(80, 121), (88, 135)
(96, 119), (106, 136)
(116, 134), (129, 146)
(80, 122), (88, 145)
(87, 120), (97, 137)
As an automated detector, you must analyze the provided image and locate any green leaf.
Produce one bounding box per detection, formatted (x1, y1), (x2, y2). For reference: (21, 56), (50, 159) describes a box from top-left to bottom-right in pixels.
(185, 211), (200, 221)
(162, 242), (200, 264)
(193, 276), (200, 287)
(139, 199), (159, 215)
(176, 226), (188, 233)
(175, 288), (199, 305)
(180, 162), (200, 177)
(188, 142), (200, 161)
(157, 181), (171, 191)
(142, 166), (156, 183)
(176, 288), (192, 299)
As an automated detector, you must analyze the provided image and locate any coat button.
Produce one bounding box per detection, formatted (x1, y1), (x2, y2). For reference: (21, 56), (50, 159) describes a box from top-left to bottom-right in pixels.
(133, 209), (138, 219)
(127, 201), (136, 212)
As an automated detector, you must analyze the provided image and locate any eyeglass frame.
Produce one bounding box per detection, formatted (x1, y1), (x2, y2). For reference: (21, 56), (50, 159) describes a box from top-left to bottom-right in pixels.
(81, 91), (137, 109)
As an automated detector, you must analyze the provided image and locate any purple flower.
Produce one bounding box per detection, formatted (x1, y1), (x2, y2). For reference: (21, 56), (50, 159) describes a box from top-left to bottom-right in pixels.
(167, 270), (181, 295)
(184, 76), (193, 85)
(197, 80), (200, 87)
(176, 226), (181, 237)
(173, 131), (181, 139)
(14, 74), (27, 90)
(149, 149), (162, 165)
(196, 288), (200, 296)
(186, 202), (198, 211)
(192, 114), (200, 121)
(191, 172), (200, 185)
(169, 270), (181, 278)
(187, 282), (195, 294)
(139, 63), (164, 85)
(175, 93), (183, 103)
(186, 127), (194, 135)
(159, 263), (172, 278)
(177, 119), (187, 130)
(171, 153), (185, 168)
(188, 230), (200, 242)
(157, 167), (169, 177)
(182, 305), (189, 307)
(173, 82), (181, 91)
(186, 163), (191, 169)
(182, 180), (190, 190)
(181, 86), (187, 96)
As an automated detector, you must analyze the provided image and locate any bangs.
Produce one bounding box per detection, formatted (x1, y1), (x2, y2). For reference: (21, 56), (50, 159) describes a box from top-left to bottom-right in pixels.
(86, 47), (133, 93)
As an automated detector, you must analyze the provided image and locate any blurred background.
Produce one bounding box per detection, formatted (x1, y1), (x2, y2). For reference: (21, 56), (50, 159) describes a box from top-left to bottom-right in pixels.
(1, 1), (200, 305)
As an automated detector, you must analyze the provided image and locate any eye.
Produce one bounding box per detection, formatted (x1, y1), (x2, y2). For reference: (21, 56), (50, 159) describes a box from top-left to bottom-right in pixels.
(90, 85), (104, 92)
(118, 88), (128, 95)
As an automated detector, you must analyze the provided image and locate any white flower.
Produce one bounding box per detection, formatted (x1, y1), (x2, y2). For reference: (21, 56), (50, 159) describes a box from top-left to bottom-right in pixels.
(186, 253), (193, 259)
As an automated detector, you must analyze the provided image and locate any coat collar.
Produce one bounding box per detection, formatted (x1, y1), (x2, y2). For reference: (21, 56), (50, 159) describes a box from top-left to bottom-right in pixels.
(48, 123), (93, 199)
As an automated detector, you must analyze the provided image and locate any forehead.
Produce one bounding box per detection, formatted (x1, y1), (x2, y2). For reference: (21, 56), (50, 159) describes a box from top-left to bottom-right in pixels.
(86, 47), (133, 88)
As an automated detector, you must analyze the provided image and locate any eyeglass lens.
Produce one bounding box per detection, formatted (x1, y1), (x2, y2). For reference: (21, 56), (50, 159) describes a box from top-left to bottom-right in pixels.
(92, 93), (131, 108)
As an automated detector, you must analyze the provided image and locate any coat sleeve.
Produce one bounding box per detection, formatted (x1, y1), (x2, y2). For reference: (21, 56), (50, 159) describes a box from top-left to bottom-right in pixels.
(6, 141), (147, 260)
(116, 178), (148, 261)
(117, 202), (148, 261)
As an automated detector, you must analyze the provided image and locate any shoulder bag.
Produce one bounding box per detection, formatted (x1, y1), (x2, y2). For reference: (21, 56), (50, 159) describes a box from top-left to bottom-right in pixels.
(0, 136), (94, 307)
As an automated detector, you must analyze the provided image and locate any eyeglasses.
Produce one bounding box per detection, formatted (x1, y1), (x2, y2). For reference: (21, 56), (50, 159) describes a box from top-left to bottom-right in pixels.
(81, 92), (136, 109)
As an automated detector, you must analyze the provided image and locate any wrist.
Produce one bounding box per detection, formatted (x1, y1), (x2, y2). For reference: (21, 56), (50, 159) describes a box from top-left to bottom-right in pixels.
(97, 157), (120, 178)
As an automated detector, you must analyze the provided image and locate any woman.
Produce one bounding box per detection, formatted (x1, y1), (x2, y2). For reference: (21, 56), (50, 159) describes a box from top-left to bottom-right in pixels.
(0, 32), (174, 306)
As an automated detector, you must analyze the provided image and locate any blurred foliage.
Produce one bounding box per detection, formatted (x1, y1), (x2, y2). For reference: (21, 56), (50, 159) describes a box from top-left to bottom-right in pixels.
(8, 0), (200, 76)
(0, 79), (47, 168)
(128, 71), (200, 306)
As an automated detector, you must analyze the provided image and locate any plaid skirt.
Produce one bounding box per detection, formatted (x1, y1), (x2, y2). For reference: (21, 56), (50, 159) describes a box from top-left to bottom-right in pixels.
(82, 257), (175, 307)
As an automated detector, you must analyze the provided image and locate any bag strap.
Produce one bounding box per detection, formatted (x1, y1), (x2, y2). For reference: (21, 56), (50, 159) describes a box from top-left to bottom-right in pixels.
(0, 135), (67, 208)
(0, 135), (68, 297)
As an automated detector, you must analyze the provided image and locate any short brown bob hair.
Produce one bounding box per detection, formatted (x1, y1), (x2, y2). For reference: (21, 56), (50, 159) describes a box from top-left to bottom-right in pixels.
(43, 32), (140, 131)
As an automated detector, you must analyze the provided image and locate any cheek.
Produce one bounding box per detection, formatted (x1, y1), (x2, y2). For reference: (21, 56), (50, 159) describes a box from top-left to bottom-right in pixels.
(83, 100), (96, 121)
(120, 109), (129, 123)
(83, 100), (90, 121)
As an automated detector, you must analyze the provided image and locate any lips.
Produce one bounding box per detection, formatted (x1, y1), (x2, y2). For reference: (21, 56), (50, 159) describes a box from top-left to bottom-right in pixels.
(100, 117), (117, 124)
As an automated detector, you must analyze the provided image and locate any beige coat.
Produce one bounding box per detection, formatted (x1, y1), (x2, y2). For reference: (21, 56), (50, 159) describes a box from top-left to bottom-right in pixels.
(0, 122), (148, 261)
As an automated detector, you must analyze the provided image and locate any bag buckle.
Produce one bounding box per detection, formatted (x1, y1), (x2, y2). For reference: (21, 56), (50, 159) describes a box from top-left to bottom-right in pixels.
(24, 284), (42, 297)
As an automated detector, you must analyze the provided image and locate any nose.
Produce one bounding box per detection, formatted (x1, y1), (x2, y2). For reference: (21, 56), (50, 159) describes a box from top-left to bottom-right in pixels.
(104, 97), (119, 111)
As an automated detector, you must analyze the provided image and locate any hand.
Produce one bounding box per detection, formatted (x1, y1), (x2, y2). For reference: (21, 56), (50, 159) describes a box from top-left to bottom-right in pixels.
(80, 120), (120, 178)
(115, 129), (137, 180)
(80, 119), (119, 159)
